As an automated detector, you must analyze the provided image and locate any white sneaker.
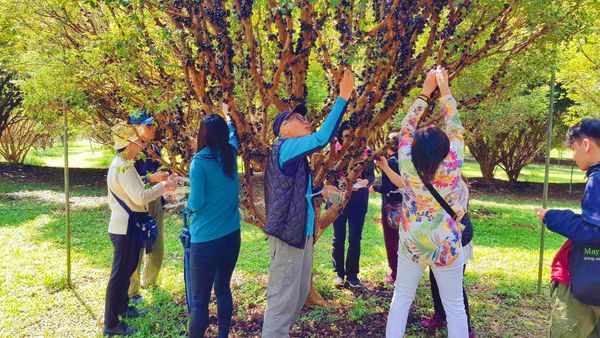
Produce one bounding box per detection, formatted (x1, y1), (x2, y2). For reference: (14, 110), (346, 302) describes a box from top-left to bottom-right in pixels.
(333, 276), (344, 286)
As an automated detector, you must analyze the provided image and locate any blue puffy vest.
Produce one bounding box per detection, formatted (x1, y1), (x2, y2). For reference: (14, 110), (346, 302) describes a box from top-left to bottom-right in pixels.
(263, 139), (311, 249)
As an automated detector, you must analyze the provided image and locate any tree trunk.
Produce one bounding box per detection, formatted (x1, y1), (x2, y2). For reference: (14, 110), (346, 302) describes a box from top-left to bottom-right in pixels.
(305, 283), (327, 306)
(506, 167), (522, 183)
(479, 158), (497, 182)
(467, 137), (501, 182)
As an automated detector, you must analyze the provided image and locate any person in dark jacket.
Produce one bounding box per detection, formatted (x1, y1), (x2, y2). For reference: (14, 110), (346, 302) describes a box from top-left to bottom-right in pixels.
(262, 69), (354, 338)
(371, 132), (402, 284)
(331, 121), (375, 288)
(536, 119), (600, 337)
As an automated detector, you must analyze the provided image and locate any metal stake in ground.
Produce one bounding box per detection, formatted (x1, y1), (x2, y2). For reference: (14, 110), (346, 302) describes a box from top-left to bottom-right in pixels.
(64, 108), (71, 288)
(537, 72), (555, 295)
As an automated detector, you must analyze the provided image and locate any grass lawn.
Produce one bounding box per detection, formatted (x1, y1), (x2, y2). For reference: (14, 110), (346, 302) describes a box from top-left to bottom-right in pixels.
(0, 173), (576, 337)
(1, 140), (115, 168)
(462, 158), (585, 185)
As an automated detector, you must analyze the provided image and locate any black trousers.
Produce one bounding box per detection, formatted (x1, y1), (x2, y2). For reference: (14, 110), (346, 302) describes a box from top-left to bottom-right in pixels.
(188, 230), (241, 338)
(429, 264), (472, 329)
(104, 232), (142, 328)
(332, 211), (366, 279)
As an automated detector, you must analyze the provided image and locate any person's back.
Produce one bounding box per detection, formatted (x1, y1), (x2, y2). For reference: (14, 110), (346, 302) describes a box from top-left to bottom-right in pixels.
(188, 145), (240, 242)
(186, 112), (241, 338)
(379, 67), (470, 338)
(396, 90), (468, 267)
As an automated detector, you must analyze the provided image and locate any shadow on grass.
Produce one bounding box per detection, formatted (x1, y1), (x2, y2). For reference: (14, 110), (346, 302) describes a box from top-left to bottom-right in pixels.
(28, 204), (115, 267)
(71, 285), (102, 325)
(0, 195), (58, 228)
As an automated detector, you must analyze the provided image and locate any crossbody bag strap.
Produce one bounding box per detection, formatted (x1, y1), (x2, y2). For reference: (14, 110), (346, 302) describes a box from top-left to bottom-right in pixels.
(110, 190), (134, 215)
(418, 178), (458, 221)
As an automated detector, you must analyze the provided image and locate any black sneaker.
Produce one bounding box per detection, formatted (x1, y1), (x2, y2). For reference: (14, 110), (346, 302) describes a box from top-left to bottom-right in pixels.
(103, 322), (136, 336)
(347, 277), (362, 288)
(122, 306), (146, 318)
(128, 295), (143, 304)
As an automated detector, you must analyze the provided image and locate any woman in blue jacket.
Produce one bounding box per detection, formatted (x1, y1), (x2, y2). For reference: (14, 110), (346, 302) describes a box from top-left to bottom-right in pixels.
(187, 105), (240, 338)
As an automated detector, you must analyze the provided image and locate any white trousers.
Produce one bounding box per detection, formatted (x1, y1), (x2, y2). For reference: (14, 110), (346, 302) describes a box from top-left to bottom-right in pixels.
(386, 249), (468, 338)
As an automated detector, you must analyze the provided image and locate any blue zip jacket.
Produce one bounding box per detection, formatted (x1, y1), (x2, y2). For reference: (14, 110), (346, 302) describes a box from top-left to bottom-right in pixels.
(187, 123), (240, 243)
(278, 97), (348, 236)
(544, 163), (600, 244)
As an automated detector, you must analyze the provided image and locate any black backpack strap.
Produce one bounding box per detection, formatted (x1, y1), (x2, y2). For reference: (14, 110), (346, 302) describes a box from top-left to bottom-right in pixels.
(422, 182), (458, 221)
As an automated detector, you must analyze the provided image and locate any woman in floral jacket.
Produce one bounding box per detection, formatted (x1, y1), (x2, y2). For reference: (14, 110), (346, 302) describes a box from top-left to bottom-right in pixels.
(376, 67), (469, 338)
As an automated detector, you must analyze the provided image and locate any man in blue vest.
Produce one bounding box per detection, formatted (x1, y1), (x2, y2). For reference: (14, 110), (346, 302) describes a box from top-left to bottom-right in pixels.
(262, 69), (354, 337)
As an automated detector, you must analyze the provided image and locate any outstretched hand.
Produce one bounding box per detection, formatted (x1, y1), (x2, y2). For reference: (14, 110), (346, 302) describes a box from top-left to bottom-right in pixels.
(422, 69), (437, 98)
(435, 66), (451, 97)
(322, 185), (340, 198)
(222, 102), (232, 123)
(149, 171), (169, 183)
(535, 208), (547, 222)
(339, 68), (355, 100)
(375, 156), (389, 171)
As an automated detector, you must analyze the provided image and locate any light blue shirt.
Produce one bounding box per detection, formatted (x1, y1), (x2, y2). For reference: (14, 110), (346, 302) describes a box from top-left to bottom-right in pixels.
(277, 97), (348, 236)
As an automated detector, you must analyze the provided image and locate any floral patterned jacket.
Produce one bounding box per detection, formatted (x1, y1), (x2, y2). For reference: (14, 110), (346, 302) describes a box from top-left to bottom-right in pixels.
(397, 94), (468, 267)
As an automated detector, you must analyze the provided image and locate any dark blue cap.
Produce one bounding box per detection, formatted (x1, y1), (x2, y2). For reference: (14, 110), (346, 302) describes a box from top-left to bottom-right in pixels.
(272, 104), (307, 137)
(129, 110), (155, 126)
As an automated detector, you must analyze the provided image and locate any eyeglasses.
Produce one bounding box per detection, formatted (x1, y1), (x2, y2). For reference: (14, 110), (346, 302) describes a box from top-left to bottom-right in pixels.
(282, 114), (308, 126)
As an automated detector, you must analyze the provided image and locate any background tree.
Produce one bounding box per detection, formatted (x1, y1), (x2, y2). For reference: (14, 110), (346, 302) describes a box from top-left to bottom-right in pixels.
(0, 68), (22, 139)
(0, 117), (54, 164)
(557, 13), (600, 123)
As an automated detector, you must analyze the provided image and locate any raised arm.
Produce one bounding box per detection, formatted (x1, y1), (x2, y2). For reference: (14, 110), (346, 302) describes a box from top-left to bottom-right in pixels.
(279, 97), (348, 166)
(397, 69), (437, 166)
(436, 67), (464, 172)
(436, 67), (464, 144)
(279, 69), (354, 166)
(228, 123), (239, 150)
(222, 103), (239, 151)
(375, 156), (404, 189)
